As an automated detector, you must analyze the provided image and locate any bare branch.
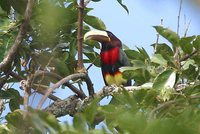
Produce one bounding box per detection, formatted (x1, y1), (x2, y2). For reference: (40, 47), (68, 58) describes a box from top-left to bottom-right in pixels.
(0, 0), (34, 72)
(45, 84), (153, 117)
(184, 19), (191, 37)
(45, 95), (80, 117)
(84, 0), (91, 7)
(20, 76), (32, 118)
(180, 50), (198, 62)
(10, 71), (61, 101)
(37, 73), (89, 109)
(32, 70), (87, 99)
(76, 0), (86, 72)
(177, 0), (183, 35)
(0, 100), (4, 115)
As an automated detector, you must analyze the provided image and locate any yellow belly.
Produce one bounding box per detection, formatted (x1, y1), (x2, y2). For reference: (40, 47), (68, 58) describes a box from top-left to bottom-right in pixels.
(105, 72), (127, 86)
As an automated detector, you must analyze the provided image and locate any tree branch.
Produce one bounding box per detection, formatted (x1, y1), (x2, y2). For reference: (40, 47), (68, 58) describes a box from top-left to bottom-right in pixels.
(45, 84), (153, 117)
(76, 0), (86, 72)
(37, 73), (91, 109)
(32, 70), (87, 99)
(177, 0), (183, 35)
(84, 0), (91, 6)
(10, 71), (61, 101)
(180, 50), (198, 62)
(45, 95), (80, 117)
(0, 0), (34, 72)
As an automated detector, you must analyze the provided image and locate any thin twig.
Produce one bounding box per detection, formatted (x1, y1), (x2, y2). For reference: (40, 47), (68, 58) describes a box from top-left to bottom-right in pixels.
(32, 70), (86, 99)
(0, 0), (34, 72)
(84, 0), (91, 6)
(21, 75), (32, 118)
(87, 57), (98, 70)
(0, 100), (4, 115)
(149, 94), (200, 119)
(177, 0), (183, 35)
(184, 19), (191, 37)
(37, 73), (88, 109)
(180, 50), (198, 62)
(11, 71), (61, 101)
(154, 18), (163, 53)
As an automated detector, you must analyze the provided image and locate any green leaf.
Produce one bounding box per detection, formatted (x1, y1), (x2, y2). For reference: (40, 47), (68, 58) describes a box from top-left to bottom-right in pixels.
(91, 0), (101, 2)
(179, 36), (195, 54)
(137, 47), (150, 60)
(0, 90), (12, 99)
(122, 69), (150, 85)
(151, 54), (168, 66)
(153, 70), (176, 90)
(30, 110), (61, 133)
(73, 114), (87, 133)
(5, 110), (23, 128)
(7, 88), (22, 111)
(0, 0), (11, 13)
(83, 98), (100, 127)
(84, 15), (106, 30)
(124, 49), (146, 61)
(153, 26), (179, 49)
(193, 35), (200, 50)
(120, 60), (146, 72)
(84, 52), (100, 67)
(152, 43), (174, 56)
(117, 0), (129, 14)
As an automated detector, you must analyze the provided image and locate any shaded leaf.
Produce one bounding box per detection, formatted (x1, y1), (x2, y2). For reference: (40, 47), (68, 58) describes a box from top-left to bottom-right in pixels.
(124, 49), (146, 61)
(84, 15), (106, 30)
(193, 35), (200, 50)
(0, 0), (11, 13)
(152, 43), (174, 56)
(30, 110), (61, 133)
(117, 0), (129, 14)
(179, 36), (195, 54)
(0, 90), (12, 99)
(5, 110), (23, 128)
(92, 0), (101, 2)
(137, 47), (150, 60)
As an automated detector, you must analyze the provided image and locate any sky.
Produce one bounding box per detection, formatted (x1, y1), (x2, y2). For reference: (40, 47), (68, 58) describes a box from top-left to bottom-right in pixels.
(1, 0), (200, 125)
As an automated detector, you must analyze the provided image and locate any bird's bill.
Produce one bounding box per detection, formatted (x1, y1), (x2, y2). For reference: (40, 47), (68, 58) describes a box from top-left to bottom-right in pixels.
(84, 30), (111, 42)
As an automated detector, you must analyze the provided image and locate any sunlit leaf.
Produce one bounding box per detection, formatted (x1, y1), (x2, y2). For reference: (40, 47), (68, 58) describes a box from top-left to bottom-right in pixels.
(151, 54), (168, 66)
(153, 70), (176, 90)
(153, 26), (179, 49)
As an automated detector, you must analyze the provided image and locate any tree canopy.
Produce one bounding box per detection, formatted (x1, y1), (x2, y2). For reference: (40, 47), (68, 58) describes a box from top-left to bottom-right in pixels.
(0, 0), (200, 134)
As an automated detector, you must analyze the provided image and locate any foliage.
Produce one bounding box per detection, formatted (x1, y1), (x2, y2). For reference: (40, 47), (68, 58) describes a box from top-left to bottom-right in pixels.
(0, 0), (200, 134)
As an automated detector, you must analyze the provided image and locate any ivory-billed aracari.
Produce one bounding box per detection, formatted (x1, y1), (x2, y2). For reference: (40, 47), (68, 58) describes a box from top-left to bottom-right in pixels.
(84, 30), (131, 86)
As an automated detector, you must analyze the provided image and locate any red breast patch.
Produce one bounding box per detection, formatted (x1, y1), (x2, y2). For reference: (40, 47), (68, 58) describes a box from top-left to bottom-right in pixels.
(100, 47), (119, 65)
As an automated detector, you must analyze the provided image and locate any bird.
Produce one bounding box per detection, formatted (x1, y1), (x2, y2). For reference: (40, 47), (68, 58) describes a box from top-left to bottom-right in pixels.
(84, 30), (131, 86)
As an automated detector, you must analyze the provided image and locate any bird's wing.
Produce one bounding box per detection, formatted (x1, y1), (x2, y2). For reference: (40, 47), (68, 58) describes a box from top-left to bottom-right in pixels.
(119, 49), (130, 66)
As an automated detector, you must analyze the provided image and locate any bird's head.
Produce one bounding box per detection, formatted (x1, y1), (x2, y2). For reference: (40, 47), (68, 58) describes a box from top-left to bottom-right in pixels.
(84, 30), (122, 48)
